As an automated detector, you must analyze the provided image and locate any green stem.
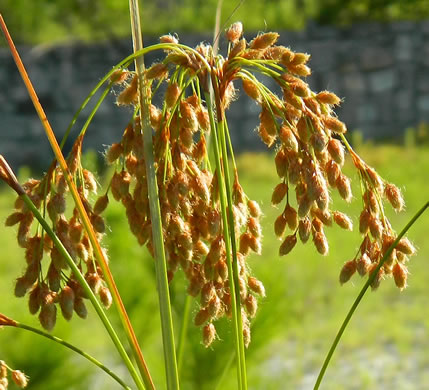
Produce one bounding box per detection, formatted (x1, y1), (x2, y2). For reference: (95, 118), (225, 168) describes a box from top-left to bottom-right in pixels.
(204, 91), (246, 390)
(177, 295), (192, 374)
(20, 193), (146, 390)
(129, 1), (179, 389)
(217, 118), (248, 390)
(314, 201), (429, 390)
(12, 322), (131, 389)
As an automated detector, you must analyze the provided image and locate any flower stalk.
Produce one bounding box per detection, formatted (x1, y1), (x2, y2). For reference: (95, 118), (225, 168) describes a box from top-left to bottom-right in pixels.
(128, 0), (180, 389)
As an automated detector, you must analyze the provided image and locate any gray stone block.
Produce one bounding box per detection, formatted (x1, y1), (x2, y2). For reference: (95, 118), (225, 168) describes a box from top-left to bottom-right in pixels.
(368, 69), (396, 93)
(360, 47), (394, 71)
(343, 71), (366, 93)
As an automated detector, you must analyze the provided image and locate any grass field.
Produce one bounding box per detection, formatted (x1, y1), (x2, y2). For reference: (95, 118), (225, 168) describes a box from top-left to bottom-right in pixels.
(0, 143), (428, 389)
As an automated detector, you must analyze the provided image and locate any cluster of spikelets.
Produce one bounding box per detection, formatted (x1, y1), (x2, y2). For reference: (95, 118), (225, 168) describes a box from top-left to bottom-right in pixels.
(5, 135), (112, 331)
(3, 21), (415, 349)
(338, 153), (414, 289)
(221, 23), (414, 290)
(0, 360), (28, 389)
(102, 41), (267, 348)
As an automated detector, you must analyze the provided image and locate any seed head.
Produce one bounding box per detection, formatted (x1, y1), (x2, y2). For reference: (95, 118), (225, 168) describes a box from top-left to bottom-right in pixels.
(287, 64), (311, 77)
(396, 237), (416, 256)
(323, 116), (347, 134)
(99, 286), (112, 309)
(336, 174), (352, 202)
(339, 259), (357, 284)
(160, 34), (178, 44)
(250, 32), (279, 50)
(245, 294), (258, 318)
(39, 297), (57, 331)
(274, 213), (287, 238)
(5, 212), (24, 226)
(279, 234), (297, 256)
(392, 262), (407, 290)
(356, 253), (371, 276)
(384, 183), (405, 212)
(226, 22), (243, 43)
(271, 183), (288, 205)
(333, 211), (353, 231)
(313, 231), (329, 255)
(242, 78), (260, 101)
(316, 91), (341, 106)
(11, 370), (28, 388)
(146, 63), (168, 80)
(94, 194), (109, 215)
(59, 286), (75, 321)
(202, 323), (217, 348)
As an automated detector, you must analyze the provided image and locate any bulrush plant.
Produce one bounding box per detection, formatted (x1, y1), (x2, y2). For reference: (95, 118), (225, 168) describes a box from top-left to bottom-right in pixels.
(0, 3), (428, 389)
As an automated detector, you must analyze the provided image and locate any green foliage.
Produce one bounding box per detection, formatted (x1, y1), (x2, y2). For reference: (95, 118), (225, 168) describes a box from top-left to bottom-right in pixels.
(2, 0), (428, 45)
(1, 144), (428, 388)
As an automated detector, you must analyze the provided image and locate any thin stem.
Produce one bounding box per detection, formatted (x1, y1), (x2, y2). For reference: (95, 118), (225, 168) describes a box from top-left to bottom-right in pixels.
(217, 118), (248, 389)
(128, 1), (179, 389)
(314, 201), (429, 390)
(10, 322), (131, 389)
(204, 91), (245, 390)
(20, 193), (144, 390)
(177, 295), (192, 375)
(0, 16), (152, 390)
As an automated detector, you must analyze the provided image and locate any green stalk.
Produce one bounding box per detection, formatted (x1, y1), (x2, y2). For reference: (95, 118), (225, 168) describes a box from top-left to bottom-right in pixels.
(217, 118), (248, 389)
(204, 91), (246, 390)
(10, 321), (131, 389)
(314, 201), (429, 390)
(20, 192), (146, 390)
(128, 1), (179, 389)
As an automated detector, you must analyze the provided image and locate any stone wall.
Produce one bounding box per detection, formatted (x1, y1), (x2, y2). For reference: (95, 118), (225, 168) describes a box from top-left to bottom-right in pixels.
(2, 20), (429, 170)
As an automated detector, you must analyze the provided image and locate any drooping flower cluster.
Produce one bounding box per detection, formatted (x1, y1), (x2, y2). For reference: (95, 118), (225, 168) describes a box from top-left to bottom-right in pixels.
(5, 135), (112, 331)
(338, 153), (414, 289)
(102, 45), (265, 347)
(220, 22), (414, 290)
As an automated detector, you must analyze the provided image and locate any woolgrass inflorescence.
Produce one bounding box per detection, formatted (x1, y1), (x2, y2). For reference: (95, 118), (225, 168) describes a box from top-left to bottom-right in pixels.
(0, 11), (425, 390)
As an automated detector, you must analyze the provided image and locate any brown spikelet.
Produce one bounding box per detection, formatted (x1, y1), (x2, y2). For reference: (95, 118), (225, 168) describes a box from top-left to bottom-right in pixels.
(59, 286), (75, 321)
(392, 262), (407, 290)
(229, 38), (247, 59)
(271, 183), (288, 205)
(279, 234), (297, 256)
(202, 323), (216, 347)
(146, 63), (168, 80)
(287, 64), (311, 77)
(226, 22), (243, 43)
(160, 34), (178, 44)
(250, 32), (279, 50)
(333, 211), (353, 231)
(336, 174), (352, 202)
(384, 183), (405, 212)
(313, 231), (329, 255)
(39, 294), (57, 331)
(74, 297), (88, 319)
(242, 78), (260, 101)
(11, 370), (29, 388)
(117, 74), (138, 106)
(316, 91), (341, 105)
(396, 237), (416, 256)
(339, 259), (357, 284)
(110, 69), (129, 84)
(5, 212), (24, 226)
(0, 313), (17, 327)
(323, 116), (347, 134)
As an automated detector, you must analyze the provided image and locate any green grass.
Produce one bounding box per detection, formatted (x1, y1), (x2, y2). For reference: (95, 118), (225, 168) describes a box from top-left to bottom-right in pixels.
(0, 143), (428, 389)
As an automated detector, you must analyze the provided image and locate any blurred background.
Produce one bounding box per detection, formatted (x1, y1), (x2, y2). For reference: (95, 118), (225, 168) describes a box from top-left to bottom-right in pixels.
(0, 0), (429, 389)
